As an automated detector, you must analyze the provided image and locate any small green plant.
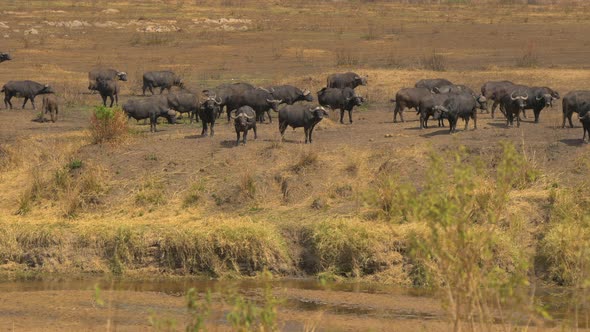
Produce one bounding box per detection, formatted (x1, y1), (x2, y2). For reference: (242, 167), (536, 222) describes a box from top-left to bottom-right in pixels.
(183, 182), (205, 208)
(185, 288), (211, 331)
(135, 178), (167, 206)
(68, 159), (83, 170)
(90, 106), (128, 144)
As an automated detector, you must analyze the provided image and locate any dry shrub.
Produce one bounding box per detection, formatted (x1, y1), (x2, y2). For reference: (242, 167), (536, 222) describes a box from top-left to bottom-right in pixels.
(160, 219), (291, 276)
(89, 106), (128, 144)
(302, 218), (401, 277)
(135, 177), (167, 206)
(515, 43), (540, 68)
(291, 150), (319, 174)
(420, 50), (446, 71)
(335, 49), (360, 66)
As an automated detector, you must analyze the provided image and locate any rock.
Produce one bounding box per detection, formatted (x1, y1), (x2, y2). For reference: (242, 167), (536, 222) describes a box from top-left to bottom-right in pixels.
(24, 28), (38, 35)
(102, 8), (120, 14)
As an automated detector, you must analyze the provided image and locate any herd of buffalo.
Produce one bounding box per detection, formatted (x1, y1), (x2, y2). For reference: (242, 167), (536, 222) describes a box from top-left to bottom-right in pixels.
(2, 52), (590, 144)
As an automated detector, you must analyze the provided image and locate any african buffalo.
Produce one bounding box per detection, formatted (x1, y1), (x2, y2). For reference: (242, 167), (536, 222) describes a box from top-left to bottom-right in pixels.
(142, 71), (184, 95)
(42, 94), (58, 123)
(417, 93), (451, 129)
(226, 87), (282, 124)
(278, 104), (329, 144)
(480, 81), (515, 117)
(203, 82), (255, 121)
(2, 80), (54, 110)
(267, 85), (313, 105)
(391, 87), (432, 123)
(499, 89), (528, 128)
(579, 107), (590, 143)
(522, 86), (559, 123)
(0, 52), (12, 63)
(198, 96), (222, 137)
(562, 90), (590, 128)
(327, 72), (367, 89)
(95, 78), (119, 107)
(123, 97), (176, 132)
(231, 106), (257, 145)
(433, 92), (485, 133)
(415, 78), (453, 92)
(433, 84), (476, 96)
(88, 67), (127, 91)
(317, 87), (364, 124)
(166, 92), (200, 123)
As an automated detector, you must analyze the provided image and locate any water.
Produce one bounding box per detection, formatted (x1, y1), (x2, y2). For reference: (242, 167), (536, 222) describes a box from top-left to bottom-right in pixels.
(0, 277), (586, 331)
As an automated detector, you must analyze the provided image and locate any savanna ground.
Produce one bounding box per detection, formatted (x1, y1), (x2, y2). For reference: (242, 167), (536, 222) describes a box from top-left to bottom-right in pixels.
(0, 0), (590, 330)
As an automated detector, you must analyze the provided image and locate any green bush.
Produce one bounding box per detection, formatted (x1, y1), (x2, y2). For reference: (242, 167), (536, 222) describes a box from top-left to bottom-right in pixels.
(89, 106), (128, 144)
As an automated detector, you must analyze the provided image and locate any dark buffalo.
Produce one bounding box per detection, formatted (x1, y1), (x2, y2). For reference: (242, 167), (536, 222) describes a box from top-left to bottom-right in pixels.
(327, 72), (367, 89)
(480, 81), (515, 117)
(0, 52), (12, 63)
(231, 106), (257, 145)
(579, 106), (590, 143)
(499, 89), (528, 128)
(278, 104), (329, 144)
(2, 80), (54, 110)
(415, 78), (453, 92)
(267, 85), (313, 105)
(198, 96), (222, 137)
(391, 87), (432, 123)
(42, 94), (58, 123)
(203, 82), (255, 121)
(88, 67), (127, 91)
(562, 90), (590, 128)
(95, 78), (119, 107)
(166, 92), (200, 123)
(226, 87), (282, 124)
(417, 93), (451, 129)
(433, 84), (476, 96)
(433, 92), (485, 133)
(317, 87), (364, 124)
(521, 86), (559, 123)
(123, 97), (176, 132)
(142, 71), (184, 95)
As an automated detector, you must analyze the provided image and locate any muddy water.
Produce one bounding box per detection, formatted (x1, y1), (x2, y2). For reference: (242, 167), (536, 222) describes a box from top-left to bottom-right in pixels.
(0, 278), (585, 331)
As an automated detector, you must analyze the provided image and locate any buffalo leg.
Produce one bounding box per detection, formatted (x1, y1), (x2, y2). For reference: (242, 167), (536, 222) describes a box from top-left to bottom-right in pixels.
(491, 101), (499, 119)
(22, 97), (29, 109)
(253, 124), (257, 139)
(159, 87), (164, 94)
(4, 95), (11, 109)
(464, 118), (469, 131)
(304, 128), (310, 144)
(516, 111), (521, 128)
(348, 110), (353, 124)
(309, 124), (317, 143)
(521, 109), (527, 119)
(279, 122), (287, 140)
(339, 109), (345, 124)
(150, 114), (156, 132)
(114, 93), (118, 106)
(109, 95), (114, 107)
(101, 95), (107, 107)
(210, 122), (215, 137)
(149, 86), (154, 95)
(202, 122), (208, 136)
(30, 97), (37, 110)
(533, 109), (541, 123)
(236, 131), (241, 145)
(393, 104), (403, 123)
(472, 112), (477, 130)
(243, 130), (248, 145)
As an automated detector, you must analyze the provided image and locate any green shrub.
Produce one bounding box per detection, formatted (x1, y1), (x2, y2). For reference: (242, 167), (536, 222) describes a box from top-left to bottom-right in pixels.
(89, 106), (128, 144)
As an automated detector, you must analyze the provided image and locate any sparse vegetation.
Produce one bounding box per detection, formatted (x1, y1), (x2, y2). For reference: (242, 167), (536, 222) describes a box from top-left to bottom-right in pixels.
(89, 106), (128, 144)
(420, 50), (447, 71)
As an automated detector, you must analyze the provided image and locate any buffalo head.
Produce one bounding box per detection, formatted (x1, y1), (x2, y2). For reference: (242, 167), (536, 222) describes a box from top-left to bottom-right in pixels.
(303, 89), (313, 102)
(432, 105), (448, 120)
(347, 94), (364, 107)
(165, 109), (177, 124)
(355, 75), (368, 86)
(0, 52), (12, 63)
(476, 95), (487, 110)
(88, 81), (97, 91)
(116, 72), (128, 81)
(41, 84), (55, 94)
(231, 108), (255, 129)
(266, 98), (283, 112)
(312, 106), (328, 119)
(202, 96), (222, 115)
(174, 77), (184, 89)
(511, 90), (528, 109)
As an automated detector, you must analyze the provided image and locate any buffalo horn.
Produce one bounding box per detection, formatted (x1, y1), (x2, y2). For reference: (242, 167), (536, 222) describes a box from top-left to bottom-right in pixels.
(303, 89), (310, 96)
(230, 109), (238, 119)
(215, 97), (222, 104)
